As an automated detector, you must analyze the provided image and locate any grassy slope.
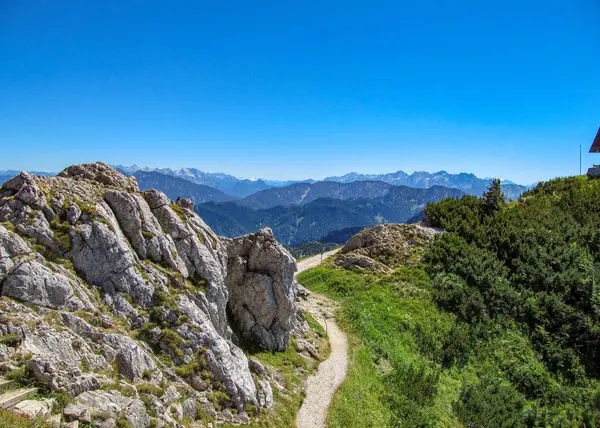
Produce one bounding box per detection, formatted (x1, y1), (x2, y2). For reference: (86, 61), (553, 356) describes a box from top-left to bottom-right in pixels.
(298, 262), (600, 427)
(298, 266), (461, 427)
(296, 176), (600, 427)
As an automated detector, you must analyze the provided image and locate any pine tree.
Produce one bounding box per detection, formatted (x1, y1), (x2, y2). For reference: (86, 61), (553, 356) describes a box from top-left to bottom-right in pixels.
(481, 178), (506, 215)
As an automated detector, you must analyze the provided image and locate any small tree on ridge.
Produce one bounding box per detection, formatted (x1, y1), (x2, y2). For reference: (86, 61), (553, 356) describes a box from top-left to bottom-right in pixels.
(481, 178), (506, 215)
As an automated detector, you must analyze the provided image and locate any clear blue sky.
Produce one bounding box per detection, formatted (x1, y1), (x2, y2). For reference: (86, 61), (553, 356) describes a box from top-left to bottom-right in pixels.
(1, 1), (599, 184)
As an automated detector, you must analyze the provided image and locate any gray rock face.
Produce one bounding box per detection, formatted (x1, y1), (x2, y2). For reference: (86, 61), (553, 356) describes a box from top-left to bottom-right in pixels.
(0, 163), (302, 423)
(145, 192), (230, 336)
(0, 224), (30, 282)
(61, 313), (162, 383)
(224, 228), (298, 351)
(70, 216), (156, 309)
(175, 294), (257, 407)
(104, 190), (187, 275)
(2, 259), (90, 310)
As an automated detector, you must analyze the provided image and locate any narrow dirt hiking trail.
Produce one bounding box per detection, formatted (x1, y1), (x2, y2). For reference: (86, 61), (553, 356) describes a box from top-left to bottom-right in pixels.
(295, 251), (348, 428)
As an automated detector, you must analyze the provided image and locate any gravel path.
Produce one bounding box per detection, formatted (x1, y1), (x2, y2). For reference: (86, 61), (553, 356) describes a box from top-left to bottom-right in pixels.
(295, 251), (348, 428)
(296, 249), (340, 273)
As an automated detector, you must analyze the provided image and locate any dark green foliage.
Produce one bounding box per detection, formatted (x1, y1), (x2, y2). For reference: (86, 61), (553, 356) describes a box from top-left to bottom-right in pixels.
(453, 377), (526, 428)
(297, 176), (600, 427)
(423, 175), (600, 423)
(481, 178), (507, 215)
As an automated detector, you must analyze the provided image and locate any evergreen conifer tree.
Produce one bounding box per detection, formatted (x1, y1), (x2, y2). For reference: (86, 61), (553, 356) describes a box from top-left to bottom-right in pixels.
(481, 178), (506, 214)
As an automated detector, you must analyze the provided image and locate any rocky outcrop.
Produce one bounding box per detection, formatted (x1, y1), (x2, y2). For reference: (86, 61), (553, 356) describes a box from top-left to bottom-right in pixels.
(335, 223), (441, 272)
(0, 163), (301, 426)
(58, 162), (139, 192)
(224, 228), (298, 351)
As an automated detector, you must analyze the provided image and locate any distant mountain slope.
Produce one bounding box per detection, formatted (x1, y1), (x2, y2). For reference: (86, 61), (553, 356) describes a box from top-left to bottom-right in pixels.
(318, 226), (367, 244)
(197, 185), (464, 245)
(0, 175), (14, 186)
(324, 170), (527, 200)
(116, 165), (529, 200)
(116, 165), (274, 197)
(239, 181), (394, 209)
(134, 171), (236, 204)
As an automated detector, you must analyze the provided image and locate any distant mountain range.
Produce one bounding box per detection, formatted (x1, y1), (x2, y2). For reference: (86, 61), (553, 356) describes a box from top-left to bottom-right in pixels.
(0, 165), (530, 246)
(238, 181), (395, 209)
(196, 185), (464, 245)
(116, 165), (279, 198)
(133, 171), (236, 204)
(114, 165), (530, 200)
(324, 170), (529, 200)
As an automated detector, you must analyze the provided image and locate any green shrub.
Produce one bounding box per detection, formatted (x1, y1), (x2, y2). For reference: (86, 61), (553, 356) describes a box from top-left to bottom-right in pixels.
(136, 383), (164, 397)
(141, 230), (155, 240)
(0, 334), (21, 347)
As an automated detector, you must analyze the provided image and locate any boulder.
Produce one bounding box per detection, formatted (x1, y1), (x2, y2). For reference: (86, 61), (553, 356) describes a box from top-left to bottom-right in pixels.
(337, 223), (441, 270)
(69, 390), (150, 427)
(224, 228), (298, 351)
(2, 259), (90, 310)
(13, 399), (54, 418)
(103, 190), (187, 275)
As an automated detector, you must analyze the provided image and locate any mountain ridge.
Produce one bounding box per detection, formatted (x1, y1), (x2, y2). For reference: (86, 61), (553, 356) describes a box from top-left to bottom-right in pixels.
(113, 165), (530, 199)
(133, 170), (236, 204)
(197, 185), (464, 245)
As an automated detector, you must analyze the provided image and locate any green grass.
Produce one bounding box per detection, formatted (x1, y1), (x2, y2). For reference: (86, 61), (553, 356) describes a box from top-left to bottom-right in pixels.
(298, 261), (600, 427)
(0, 334), (21, 347)
(0, 409), (53, 428)
(327, 340), (391, 428)
(297, 266), (461, 427)
(304, 312), (325, 338)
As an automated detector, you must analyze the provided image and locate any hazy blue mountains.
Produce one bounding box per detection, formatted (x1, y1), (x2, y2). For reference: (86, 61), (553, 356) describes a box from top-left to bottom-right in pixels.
(324, 170), (528, 200)
(196, 185), (464, 245)
(133, 171), (236, 204)
(238, 181), (395, 209)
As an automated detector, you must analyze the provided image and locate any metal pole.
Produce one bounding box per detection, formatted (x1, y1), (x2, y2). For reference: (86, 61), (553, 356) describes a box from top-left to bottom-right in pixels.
(580, 145), (582, 175)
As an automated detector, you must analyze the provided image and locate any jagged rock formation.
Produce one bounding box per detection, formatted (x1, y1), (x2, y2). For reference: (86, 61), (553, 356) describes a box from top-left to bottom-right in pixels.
(334, 223), (441, 272)
(225, 229), (297, 351)
(0, 162), (301, 427)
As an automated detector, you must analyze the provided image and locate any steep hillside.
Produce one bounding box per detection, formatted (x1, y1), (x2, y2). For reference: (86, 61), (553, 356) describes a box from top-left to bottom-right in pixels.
(197, 186), (463, 246)
(134, 170), (236, 204)
(239, 181), (394, 209)
(0, 163), (326, 427)
(298, 176), (600, 427)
